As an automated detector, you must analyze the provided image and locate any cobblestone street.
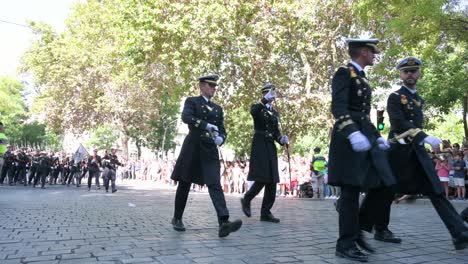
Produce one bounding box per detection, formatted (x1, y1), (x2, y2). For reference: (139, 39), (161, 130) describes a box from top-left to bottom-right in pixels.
(0, 183), (467, 264)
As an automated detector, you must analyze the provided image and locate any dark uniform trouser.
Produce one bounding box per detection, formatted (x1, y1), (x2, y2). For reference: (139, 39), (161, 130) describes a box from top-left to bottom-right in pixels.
(174, 181), (229, 223)
(337, 185), (361, 250)
(0, 165), (14, 184)
(360, 186), (467, 238)
(243, 182), (277, 216)
(28, 166), (38, 184)
(87, 169), (100, 188)
(428, 193), (467, 237)
(461, 207), (468, 223)
(359, 186), (394, 232)
(69, 167), (79, 185)
(14, 166), (27, 184)
(103, 168), (117, 191)
(34, 167), (49, 187)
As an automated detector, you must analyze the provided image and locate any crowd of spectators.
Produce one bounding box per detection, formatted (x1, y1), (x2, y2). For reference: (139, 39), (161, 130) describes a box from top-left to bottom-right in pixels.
(431, 141), (468, 200)
(2, 140), (467, 202)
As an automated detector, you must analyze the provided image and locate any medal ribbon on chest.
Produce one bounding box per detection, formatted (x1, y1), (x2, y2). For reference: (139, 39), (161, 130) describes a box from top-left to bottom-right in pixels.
(204, 104), (213, 112)
(412, 99), (421, 107)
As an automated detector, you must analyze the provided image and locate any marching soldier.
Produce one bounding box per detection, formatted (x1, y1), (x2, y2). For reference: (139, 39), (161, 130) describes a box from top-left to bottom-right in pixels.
(49, 152), (60, 185)
(34, 151), (52, 189)
(28, 150), (40, 185)
(0, 145), (15, 185)
(102, 148), (122, 193)
(328, 38), (396, 262)
(240, 84), (288, 223)
(14, 148), (29, 186)
(87, 149), (102, 191)
(170, 74), (242, 238)
(386, 56), (468, 250)
(61, 157), (71, 185)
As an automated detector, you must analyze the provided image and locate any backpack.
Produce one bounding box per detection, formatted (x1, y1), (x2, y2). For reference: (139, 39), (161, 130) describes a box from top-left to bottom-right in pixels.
(312, 155), (326, 173)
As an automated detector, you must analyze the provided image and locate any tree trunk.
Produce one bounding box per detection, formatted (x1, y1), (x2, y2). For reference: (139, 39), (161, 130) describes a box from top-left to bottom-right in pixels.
(135, 138), (141, 159)
(463, 94), (468, 144)
(121, 135), (129, 160)
(161, 126), (167, 159)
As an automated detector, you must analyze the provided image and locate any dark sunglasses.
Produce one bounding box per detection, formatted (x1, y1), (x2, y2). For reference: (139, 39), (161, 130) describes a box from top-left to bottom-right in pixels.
(207, 83), (217, 88)
(402, 69), (418, 74)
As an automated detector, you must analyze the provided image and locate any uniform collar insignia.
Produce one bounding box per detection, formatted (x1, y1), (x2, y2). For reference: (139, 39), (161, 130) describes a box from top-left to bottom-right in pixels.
(400, 94), (408, 104)
(349, 66), (358, 78)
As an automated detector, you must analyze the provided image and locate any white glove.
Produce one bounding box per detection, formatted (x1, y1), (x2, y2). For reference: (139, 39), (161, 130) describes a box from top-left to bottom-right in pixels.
(280, 135), (289, 145)
(264, 89), (277, 101)
(214, 136), (223, 146)
(347, 131), (371, 152)
(377, 137), (390, 150)
(205, 123), (218, 133)
(423, 136), (442, 148)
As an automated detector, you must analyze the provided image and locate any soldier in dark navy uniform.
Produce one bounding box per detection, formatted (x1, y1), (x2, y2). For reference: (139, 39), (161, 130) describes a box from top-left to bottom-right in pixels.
(34, 151), (52, 189)
(14, 148), (29, 186)
(240, 84), (288, 223)
(170, 74), (242, 238)
(87, 149), (102, 191)
(328, 38), (396, 262)
(102, 148), (122, 193)
(386, 56), (468, 250)
(28, 150), (40, 185)
(0, 145), (15, 185)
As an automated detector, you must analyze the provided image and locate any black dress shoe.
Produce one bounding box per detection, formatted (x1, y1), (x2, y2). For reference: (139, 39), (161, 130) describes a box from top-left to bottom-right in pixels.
(356, 236), (375, 253)
(171, 218), (186, 232)
(374, 229), (402, 243)
(260, 214), (280, 223)
(112, 189), (117, 193)
(240, 198), (251, 217)
(453, 230), (468, 250)
(219, 219), (242, 237)
(336, 247), (368, 262)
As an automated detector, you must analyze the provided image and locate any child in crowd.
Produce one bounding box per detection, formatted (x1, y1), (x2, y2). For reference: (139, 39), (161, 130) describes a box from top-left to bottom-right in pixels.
(453, 152), (466, 200)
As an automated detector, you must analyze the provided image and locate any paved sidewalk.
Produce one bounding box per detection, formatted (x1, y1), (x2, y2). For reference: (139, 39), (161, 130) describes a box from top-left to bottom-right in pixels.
(0, 183), (467, 264)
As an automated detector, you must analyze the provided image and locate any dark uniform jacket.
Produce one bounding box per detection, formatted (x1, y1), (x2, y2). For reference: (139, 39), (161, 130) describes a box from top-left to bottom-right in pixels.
(387, 86), (443, 194)
(247, 97), (284, 183)
(328, 63), (395, 189)
(17, 152), (29, 167)
(103, 154), (121, 170)
(3, 150), (14, 167)
(87, 155), (102, 172)
(171, 96), (226, 185)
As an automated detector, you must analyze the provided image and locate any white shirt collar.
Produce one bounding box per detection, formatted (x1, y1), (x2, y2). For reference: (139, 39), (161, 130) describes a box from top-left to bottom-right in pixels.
(350, 61), (364, 72)
(202, 96), (210, 103)
(403, 86), (417, 94)
(265, 103), (272, 110)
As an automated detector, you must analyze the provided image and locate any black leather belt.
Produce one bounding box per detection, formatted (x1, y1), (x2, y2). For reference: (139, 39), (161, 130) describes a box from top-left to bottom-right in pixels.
(255, 130), (274, 138)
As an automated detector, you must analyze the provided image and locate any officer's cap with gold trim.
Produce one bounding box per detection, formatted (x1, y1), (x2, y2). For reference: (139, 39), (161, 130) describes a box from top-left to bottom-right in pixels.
(346, 38), (380, 54)
(260, 83), (275, 93)
(396, 56), (422, 71)
(198, 74), (219, 86)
